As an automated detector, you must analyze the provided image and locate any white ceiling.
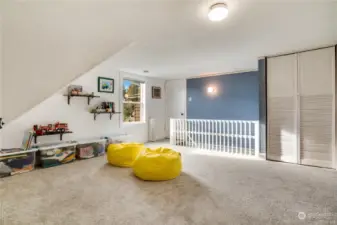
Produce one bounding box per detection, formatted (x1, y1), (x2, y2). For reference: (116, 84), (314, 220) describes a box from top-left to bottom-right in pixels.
(2, 0), (337, 79)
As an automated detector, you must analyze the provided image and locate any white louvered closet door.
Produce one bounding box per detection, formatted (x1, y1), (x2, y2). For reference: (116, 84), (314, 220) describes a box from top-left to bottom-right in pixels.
(267, 54), (298, 163)
(298, 47), (335, 168)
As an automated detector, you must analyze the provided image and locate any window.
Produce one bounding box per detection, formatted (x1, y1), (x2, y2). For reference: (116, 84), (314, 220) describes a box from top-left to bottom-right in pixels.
(123, 79), (145, 123)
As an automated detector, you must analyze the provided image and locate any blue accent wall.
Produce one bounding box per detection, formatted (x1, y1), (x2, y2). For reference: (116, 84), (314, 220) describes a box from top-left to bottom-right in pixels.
(187, 71), (259, 120)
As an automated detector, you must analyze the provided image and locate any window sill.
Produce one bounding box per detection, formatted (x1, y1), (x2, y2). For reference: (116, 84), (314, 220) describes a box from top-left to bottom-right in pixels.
(122, 121), (147, 126)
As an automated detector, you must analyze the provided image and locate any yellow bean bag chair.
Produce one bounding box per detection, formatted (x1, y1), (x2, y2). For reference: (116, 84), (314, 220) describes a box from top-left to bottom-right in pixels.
(133, 147), (182, 181)
(107, 143), (144, 167)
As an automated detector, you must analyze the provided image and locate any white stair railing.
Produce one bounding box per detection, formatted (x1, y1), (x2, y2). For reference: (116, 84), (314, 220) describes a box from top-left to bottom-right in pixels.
(170, 119), (260, 157)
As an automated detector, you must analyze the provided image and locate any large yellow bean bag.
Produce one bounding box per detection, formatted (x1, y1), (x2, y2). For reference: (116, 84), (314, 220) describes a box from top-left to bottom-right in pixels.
(133, 147), (182, 181)
(107, 143), (144, 167)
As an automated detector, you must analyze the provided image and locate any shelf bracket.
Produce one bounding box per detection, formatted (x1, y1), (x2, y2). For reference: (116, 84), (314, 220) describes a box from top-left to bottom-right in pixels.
(67, 95), (71, 105)
(88, 93), (94, 105)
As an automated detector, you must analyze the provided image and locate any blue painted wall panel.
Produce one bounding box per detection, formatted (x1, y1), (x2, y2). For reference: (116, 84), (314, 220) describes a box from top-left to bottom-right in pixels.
(187, 72), (259, 120)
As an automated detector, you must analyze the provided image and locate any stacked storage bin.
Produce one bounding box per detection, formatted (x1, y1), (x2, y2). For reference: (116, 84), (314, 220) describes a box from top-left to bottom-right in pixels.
(102, 134), (130, 151)
(1, 135), (128, 178)
(37, 142), (77, 168)
(0, 148), (38, 177)
(76, 139), (106, 159)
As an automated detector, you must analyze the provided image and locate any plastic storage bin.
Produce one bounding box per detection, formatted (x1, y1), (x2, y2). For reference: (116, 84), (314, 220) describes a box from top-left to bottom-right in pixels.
(101, 134), (130, 151)
(38, 143), (77, 168)
(76, 139), (106, 159)
(0, 148), (37, 177)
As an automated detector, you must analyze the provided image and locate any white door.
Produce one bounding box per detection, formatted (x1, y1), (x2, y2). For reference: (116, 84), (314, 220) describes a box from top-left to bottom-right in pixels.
(165, 79), (186, 137)
(267, 54), (298, 163)
(0, 17), (3, 150)
(298, 47), (335, 168)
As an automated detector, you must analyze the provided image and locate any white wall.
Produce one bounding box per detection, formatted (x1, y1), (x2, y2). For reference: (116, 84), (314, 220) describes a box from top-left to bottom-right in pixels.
(1, 1), (132, 122)
(1, 66), (166, 148)
(165, 79), (186, 137)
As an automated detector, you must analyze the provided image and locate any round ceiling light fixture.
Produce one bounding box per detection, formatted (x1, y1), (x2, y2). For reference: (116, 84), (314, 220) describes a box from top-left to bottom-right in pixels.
(208, 3), (229, 22)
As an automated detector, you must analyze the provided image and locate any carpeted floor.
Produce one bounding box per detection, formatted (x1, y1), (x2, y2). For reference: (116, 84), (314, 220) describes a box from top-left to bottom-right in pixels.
(0, 142), (337, 225)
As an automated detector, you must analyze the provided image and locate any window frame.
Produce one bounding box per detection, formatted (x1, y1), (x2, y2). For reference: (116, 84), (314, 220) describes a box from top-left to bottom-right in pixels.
(122, 78), (146, 125)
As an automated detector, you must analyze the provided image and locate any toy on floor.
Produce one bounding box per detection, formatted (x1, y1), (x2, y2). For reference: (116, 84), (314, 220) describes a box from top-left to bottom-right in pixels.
(107, 143), (144, 167)
(133, 147), (182, 181)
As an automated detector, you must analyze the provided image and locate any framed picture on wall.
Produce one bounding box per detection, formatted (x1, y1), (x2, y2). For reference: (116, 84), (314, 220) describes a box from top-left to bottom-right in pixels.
(152, 86), (161, 99)
(98, 77), (114, 93)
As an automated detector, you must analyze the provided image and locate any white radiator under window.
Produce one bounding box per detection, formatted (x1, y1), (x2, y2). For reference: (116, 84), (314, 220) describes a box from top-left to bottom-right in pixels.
(148, 118), (156, 142)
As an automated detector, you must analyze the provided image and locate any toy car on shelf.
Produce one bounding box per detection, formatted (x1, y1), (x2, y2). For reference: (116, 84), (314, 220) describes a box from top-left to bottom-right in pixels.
(33, 122), (69, 135)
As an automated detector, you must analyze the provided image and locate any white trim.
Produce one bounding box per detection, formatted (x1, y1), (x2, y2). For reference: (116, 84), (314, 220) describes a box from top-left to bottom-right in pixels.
(38, 143), (77, 151)
(122, 121), (146, 126)
(123, 101), (141, 104)
(264, 44), (336, 59)
(189, 69), (257, 79)
(0, 148), (38, 157)
(333, 46), (336, 169)
(164, 80), (169, 138)
(301, 159), (333, 169)
(121, 71), (147, 83)
(121, 76), (146, 125)
(296, 53), (301, 164)
(76, 139), (107, 145)
(267, 154), (298, 164)
(184, 79), (187, 119)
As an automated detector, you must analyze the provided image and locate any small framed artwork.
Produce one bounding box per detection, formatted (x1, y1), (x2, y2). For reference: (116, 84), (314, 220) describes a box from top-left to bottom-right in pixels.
(152, 86), (161, 99)
(98, 77), (114, 93)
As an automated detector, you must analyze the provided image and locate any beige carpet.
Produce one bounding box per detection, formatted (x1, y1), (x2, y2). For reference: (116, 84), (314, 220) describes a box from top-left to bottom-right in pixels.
(1, 142), (337, 225)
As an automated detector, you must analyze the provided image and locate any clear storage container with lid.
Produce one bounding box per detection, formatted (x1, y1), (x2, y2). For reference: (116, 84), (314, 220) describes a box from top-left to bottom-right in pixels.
(0, 148), (38, 177)
(76, 139), (106, 159)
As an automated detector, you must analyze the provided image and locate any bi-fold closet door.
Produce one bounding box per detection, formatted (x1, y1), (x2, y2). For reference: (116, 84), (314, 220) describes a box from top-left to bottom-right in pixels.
(267, 54), (298, 163)
(267, 47), (336, 168)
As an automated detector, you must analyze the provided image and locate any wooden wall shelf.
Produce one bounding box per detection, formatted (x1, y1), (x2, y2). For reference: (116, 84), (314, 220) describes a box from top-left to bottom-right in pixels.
(64, 92), (100, 105)
(90, 112), (121, 120)
(33, 131), (73, 144)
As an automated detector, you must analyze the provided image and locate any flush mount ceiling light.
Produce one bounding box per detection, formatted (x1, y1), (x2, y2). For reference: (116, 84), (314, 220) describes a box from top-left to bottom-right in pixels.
(208, 3), (229, 22)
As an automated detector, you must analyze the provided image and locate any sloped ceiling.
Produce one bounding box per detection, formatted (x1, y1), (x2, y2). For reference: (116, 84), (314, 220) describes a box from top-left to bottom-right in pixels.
(1, 0), (337, 121)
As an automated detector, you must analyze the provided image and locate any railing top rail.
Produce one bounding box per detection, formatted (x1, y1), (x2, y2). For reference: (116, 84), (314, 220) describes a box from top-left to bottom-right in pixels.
(170, 118), (259, 123)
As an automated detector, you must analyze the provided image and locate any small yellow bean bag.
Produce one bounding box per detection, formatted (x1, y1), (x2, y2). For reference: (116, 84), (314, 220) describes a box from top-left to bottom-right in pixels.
(133, 147), (182, 181)
(107, 143), (144, 167)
